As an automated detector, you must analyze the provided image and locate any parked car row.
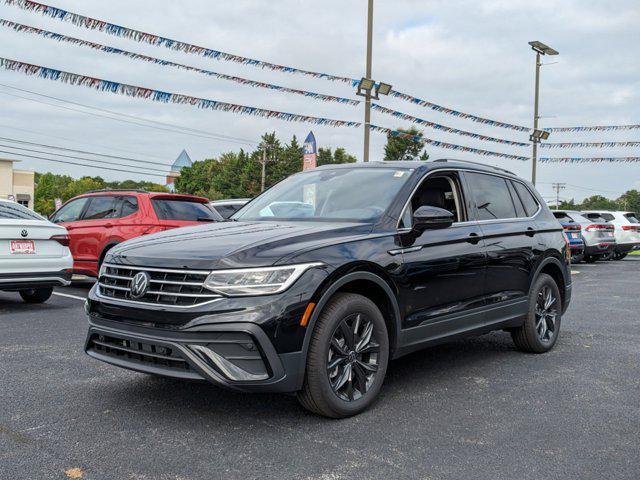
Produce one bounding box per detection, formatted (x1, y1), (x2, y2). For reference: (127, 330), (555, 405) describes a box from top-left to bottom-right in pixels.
(553, 210), (640, 263)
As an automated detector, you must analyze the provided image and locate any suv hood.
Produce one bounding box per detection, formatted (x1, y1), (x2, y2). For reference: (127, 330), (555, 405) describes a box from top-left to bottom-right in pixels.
(107, 220), (373, 270)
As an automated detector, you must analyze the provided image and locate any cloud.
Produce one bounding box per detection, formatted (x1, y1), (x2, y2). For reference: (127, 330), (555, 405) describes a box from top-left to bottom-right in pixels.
(0, 0), (638, 201)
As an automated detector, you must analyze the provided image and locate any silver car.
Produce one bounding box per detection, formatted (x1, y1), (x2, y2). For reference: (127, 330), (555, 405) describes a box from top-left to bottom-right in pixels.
(552, 210), (616, 263)
(0, 199), (73, 303)
(582, 210), (640, 259)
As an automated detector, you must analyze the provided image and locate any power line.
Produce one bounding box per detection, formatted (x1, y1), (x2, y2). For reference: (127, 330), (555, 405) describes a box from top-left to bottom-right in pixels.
(0, 149), (167, 178)
(0, 144), (171, 174)
(0, 83), (259, 145)
(551, 183), (566, 210)
(0, 136), (173, 168)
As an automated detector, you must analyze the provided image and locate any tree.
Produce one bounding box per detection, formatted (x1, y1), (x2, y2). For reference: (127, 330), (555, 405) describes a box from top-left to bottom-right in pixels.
(580, 195), (619, 210)
(618, 189), (640, 213)
(383, 127), (429, 161)
(317, 147), (357, 166)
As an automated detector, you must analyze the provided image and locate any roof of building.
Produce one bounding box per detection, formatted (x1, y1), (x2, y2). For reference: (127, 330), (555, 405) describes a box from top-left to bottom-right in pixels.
(171, 149), (193, 171)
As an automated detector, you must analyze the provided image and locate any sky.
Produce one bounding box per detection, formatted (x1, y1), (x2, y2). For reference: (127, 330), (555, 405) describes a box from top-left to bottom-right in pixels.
(0, 0), (638, 203)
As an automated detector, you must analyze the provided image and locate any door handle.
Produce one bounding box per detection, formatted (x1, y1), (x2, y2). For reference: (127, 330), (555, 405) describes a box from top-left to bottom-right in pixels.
(104, 223), (113, 228)
(526, 227), (536, 237)
(466, 232), (481, 244)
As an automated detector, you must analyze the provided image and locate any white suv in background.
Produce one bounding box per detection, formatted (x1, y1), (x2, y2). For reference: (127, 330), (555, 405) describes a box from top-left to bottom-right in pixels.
(582, 210), (640, 260)
(0, 199), (73, 303)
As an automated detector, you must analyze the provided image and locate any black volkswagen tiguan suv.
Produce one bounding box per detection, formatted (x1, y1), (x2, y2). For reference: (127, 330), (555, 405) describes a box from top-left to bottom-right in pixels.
(85, 160), (572, 417)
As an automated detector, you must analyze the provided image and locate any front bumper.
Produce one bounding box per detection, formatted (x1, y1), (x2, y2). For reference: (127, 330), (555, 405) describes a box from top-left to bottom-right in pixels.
(85, 316), (304, 392)
(0, 270), (72, 291)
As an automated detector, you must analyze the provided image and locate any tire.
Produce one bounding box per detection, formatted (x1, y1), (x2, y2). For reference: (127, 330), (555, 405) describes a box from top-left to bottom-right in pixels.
(601, 251), (614, 261)
(98, 244), (117, 271)
(584, 255), (598, 263)
(19, 287), (53, 304)
(570, 253), (583, 264)
(511, 273), (562, 353)
(613, 252), (627, 260)
(297, 293), (389, 418)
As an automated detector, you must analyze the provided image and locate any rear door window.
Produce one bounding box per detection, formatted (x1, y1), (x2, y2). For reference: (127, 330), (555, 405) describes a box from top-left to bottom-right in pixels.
(465, 172), (517, 221)
(152, 199), (220, 221)
(0, 201), (44, 220)
(82, 196), (118, 220)
(51, 197), (89, 223)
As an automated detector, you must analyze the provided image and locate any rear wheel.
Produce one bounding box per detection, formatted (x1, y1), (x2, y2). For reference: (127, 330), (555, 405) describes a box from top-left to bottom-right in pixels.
(297, 293), (389, 418)
(613, 252), (627, 260)
(19, 287), (53, 304)
(511, 273), (561, 353)
(570, 253), (583, 263)
(584, 255), (598, 263)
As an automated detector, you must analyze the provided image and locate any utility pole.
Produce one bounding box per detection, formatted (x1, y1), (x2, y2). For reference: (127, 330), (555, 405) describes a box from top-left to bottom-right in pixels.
(531, 51), (541, 186)
(260, 148), (266, 192)
(528, 41), (558, 186)
(552, 182), (566, 210)
(363, 0), (374, 162)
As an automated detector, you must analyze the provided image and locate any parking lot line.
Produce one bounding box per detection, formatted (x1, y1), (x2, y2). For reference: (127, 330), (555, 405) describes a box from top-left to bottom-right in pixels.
(53, 292), (86, 301)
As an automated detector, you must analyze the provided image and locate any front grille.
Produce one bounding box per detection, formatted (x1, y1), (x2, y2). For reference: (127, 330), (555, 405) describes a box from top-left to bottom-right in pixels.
(98, 264), (221, 307)
(88, 333), (191, 373)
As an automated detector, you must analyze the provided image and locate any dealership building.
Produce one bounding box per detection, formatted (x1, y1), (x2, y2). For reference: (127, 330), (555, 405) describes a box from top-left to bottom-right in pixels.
(0, 158), (35, 209)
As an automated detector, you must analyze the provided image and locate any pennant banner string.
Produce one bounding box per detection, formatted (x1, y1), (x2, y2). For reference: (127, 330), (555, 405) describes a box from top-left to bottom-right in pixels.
(6, 0), (534, 132)
(0, 19), (360, 106)
(540, 141), (640, 148)
(369, 125), (529, 161)
(545, 125), (640, 132)
(371, 103), (529, 147)
(540, 157), (640, 163)
(0, 57), (362, 128)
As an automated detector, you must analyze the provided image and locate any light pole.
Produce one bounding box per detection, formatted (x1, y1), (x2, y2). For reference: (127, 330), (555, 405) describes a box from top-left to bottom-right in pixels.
(528, 40), (558, 186)
(356, 0), (391, 162)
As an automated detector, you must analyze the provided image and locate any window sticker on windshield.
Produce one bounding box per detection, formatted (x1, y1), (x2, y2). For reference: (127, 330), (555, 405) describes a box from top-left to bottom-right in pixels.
(303, 184), (316, 207)
(394, 171), (405, 178)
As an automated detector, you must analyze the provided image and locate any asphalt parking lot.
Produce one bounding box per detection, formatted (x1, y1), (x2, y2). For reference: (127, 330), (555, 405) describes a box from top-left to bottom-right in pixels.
(1, 259), (639, 480)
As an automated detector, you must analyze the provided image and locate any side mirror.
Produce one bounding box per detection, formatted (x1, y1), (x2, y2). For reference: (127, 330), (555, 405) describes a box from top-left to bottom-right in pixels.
(412, 206), (454, 232)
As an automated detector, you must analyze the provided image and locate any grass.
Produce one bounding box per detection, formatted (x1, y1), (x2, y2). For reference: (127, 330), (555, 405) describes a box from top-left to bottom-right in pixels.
(630, 250), (640, 256)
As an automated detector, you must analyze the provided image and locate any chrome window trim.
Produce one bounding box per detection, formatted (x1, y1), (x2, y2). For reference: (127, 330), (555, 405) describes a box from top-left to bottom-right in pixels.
(396, 167), (542, 232)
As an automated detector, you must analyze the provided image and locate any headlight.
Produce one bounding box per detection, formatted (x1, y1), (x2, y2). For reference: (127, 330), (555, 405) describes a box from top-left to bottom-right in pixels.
(203, 262), (323, 296)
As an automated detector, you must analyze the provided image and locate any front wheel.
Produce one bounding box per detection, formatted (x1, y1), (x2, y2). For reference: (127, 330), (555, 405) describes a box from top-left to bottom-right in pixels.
(20, 287), (53, 304)
(511, 273), (561, 353)
(297, 293), (389, 418)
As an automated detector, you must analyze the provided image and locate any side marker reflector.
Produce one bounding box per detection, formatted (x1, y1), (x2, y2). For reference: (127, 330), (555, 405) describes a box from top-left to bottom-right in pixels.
(300, 302), (316, 327)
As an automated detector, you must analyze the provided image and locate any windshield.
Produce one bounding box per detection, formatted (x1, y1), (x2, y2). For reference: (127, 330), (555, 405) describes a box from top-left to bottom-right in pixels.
(234, 167), (413, 222)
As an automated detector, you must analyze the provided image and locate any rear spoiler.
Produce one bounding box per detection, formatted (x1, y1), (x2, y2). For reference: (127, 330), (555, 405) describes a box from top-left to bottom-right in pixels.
(150, 194), (209, 203)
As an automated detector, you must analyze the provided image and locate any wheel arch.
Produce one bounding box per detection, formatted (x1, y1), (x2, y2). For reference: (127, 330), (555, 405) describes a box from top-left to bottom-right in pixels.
(531, 255), (569, 312)
(302, 267), (402, 363)
(99, 241), (121, 266)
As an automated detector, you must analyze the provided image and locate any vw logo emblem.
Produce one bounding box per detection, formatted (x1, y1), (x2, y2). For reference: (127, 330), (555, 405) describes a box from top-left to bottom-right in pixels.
(130, 271), (150, 299)
(21, 229), (28, 238)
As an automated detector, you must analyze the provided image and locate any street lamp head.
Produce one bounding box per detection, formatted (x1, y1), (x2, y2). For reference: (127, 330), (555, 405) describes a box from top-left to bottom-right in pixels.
(376, 82), (393, 96)
(529, 129), (551, 142)
(528, 40), (559, 56)
(356, 77), (376, 97)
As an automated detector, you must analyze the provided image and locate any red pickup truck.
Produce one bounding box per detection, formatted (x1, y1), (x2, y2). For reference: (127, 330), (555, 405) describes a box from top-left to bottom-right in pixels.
(50, 190), (220, 276)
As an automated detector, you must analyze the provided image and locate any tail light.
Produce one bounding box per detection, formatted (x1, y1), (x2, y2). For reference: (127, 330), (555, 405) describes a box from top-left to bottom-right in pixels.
(621, 225), (640, 231)
(563, 224), (581, 231)
(50, 234), (70, 246)
(585, 224), (613, 231)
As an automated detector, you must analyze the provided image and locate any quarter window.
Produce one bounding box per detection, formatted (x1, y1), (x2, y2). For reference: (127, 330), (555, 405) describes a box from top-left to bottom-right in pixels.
(512, 181), (540, 217)
(466, 173), (517, 221)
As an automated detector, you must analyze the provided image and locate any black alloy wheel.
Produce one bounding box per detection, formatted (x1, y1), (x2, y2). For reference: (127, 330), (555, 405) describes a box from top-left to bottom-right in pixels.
(327, 312), (380, 402)
(534, 285), (558, 343)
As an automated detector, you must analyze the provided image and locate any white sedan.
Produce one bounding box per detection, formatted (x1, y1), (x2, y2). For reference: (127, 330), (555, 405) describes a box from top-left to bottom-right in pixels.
(0, 199), (73, 303)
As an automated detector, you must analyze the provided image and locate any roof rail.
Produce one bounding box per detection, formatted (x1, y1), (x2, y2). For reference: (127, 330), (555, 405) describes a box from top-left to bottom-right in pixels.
(84, 188), (149, 194)
(431, 158), (515, 176)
